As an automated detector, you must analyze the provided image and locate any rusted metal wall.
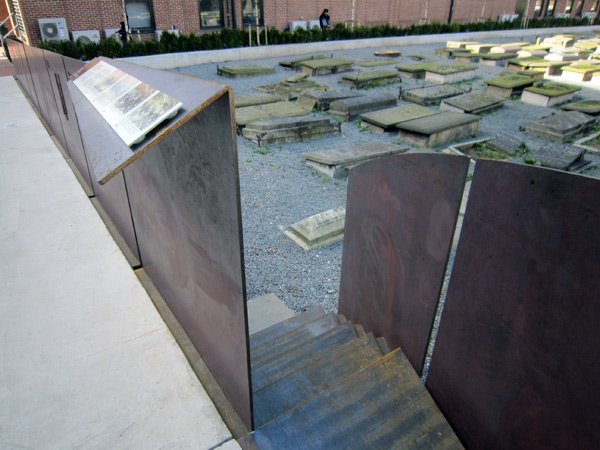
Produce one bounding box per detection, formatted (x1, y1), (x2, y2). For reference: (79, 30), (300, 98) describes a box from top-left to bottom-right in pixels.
(338, 153), (469, 375)
(426, 160), (600, 449)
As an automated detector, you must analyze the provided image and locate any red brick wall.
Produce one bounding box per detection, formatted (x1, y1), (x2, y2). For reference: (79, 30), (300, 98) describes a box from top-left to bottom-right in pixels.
(452, 0), (519, 23)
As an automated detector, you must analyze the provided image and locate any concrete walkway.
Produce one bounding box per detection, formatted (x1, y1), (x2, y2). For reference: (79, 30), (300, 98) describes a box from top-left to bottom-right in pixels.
(0, 74), (241, 448)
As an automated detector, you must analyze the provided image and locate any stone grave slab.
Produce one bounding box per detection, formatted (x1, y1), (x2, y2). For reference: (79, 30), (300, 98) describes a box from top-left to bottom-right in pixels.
(440, 91), (505, 114)
(402, 84), (466, 106)
(484, 74), (536, 98)
(574, 131), (600, 155)
(521, 82), (581, 107)
(543, 35), (575, 48)
(374, 50), (401, 57)
(561, 100), (600, 115)
(434, 47), (454, 58)
(296, 90), (362, 112)
(544, 52), (582, 61)
(235, 101), (308, 128)
(235, 92), (281, 108)
(527, 142), (590, 172)
(561, 63), (600, 82)
(454, 52), (482, 63)
(302, 142), (409, 178)
(279, 54), (327, 69)
(446, 41), (479, 48)
(490, 44), (527, 53)
(218, 64), (275, 78)
(242, 114), (338, 145)
(254, 83), (280, 94)
(574, 39), (600, 51)
(444, 138), (511, 161)
(396, 111), (481, 147)
(524, 111), (595, 141)
(592, 71), (600, 84)
(357, 59), (399, 67)
(423, 63), (477, 84)
(465, 43), (495, 53)
(283, 207), (346, 250)
(328, 93), (397, 122)
(517, 49), (549, 58)
(359, 104), (438, 133)
(487, 131), (525, 155)
(395, 63), (431, 79)
(479, 53), (519, 67)
(300, 58), (354, 76)
(340, 70), (398, 88)
(274, 80), (326, 101)
(285, 73), (309, 83)
(507, 57), (570, 75)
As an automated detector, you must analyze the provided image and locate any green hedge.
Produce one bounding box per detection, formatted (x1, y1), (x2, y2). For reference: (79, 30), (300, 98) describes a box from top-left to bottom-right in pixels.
(37, 17), (598, 60)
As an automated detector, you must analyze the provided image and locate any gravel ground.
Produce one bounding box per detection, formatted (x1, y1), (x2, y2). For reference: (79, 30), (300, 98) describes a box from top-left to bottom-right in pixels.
(169, 31), (600, 315)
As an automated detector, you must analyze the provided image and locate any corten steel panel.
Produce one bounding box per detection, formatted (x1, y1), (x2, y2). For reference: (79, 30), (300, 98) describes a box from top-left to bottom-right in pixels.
(5, 39), (37, 107)
(69, 85), (140, 263)
(124, 93), (252, 429)
(22, 44), (51, 125)
(39, 50), (69, 154)
(338, 153), (469, 375)
(426, 160), (600, 450)
(45, 52), (94, 193)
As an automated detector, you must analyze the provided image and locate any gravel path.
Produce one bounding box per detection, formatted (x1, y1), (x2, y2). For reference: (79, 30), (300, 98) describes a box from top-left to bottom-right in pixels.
(170, 32), (600, 314)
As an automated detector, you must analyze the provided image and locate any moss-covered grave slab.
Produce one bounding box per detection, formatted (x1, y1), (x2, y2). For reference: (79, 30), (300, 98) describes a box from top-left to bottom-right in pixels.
(340, 70), (399, 88)
(300, 58), (354, 76)
(517, 49), (549, 58)
(484, 74), (536, 98)
(396, 111), (481, 147)
(423, 62), (478, 84)
(396, 63), (431, 79)
(561, 100), (600, 115)
(528, 142), (591, 172)
(274, 77), (327, 101)
(279, 54), (327, 69)
(283, 207), (345, 250)
(235, 101), (308, 128)
(446, 41), (479, 48)
(374, 49), (401, 57)
(507, 57), (571, 75)
(574, 39), (600, 51)
(454, 52), (482, 63)
(218, 64), (275, 78)
(479, 52), (519, 67)
(235, 93), (281, 108)
(440, 91), (505, 114)
(242, 114), (338, 145)
(402, 84), (466, 105)
(561, 63), (600, 82)
(574, 130), (600, 155)
(328, 92), (397, 121)
(521, 82), (582, 107)
(490, 44), (529, 53)
(543, 35), (575, 48)
(296, 90), (362, 111)
(302, 142), (409, 178)
(465, 43), (496, 53)
(359, 104), (439, 132)
(358, 59), (399, 67)
(524, 111), (595, 141)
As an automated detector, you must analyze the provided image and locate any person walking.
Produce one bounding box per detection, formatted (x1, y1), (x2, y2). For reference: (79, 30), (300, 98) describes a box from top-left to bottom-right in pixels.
(118, 21), (128, 43)
(319, 9), (331, 30)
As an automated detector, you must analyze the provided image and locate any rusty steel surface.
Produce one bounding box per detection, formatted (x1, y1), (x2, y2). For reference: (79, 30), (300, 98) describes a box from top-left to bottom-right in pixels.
(338, 153), (469, 375)
(426, 160), (600, 450)
(6, 39), (37, 108)
(22, 45), (55, 131)
(69, 85), (141, 263)
(124, 93), (251, 429)
(41, 50), (69, 153)
(50, 54), (94, 192)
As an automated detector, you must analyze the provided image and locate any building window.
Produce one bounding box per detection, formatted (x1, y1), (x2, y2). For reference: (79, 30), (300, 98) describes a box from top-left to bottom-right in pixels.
(575, 0), (584, 15)
(546, 0), (556, 15)
(592, 1), (599, 11)
(125, 0), (155, 32)
(565, 0), (574, 13)
(534, 0), (544, 17)
(242, 0), (264, 27)
(199, 0), (223, 28)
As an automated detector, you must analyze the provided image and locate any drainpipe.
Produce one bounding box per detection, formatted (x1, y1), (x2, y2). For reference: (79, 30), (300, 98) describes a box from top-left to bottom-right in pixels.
(448, 0), (455, 24)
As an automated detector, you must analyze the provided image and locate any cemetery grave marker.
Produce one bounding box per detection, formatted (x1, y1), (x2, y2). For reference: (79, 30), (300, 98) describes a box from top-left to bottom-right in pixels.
(396, 111), (481, 147)
(423, 63), (477, 84)
(402, 84), (467, 106)
(561, 100), (600, 115)
(340, 70), (399, 88)
(395, 63), (431, 79)
(560, 63), (600, 82)
(358, 59), (399, 67)
(300, 58), (354, 76)
(520, 82), (581, 107)
(218, 64), (275, 78)
(283, 207), (346, 250)
(235, 101), (308, 129)
(235, 92), (281, 108)
(574, 131), (600, 155)
(440, 91), (505, 114)
(296, 90), (361, 112)
(328, 92), (397, 122)
(359, 104), (439, 133)
(484, 73), (536, 98)
(527, 142), (591, 172)
(524, 110), (595, 141)
(279, 54), (327, 69)
(374, 50), (401, 57)
(242, 114), (338, 145)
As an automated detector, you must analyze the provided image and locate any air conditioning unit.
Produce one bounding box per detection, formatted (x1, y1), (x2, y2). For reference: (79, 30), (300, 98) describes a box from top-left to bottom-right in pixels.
(104, 28), (120, 40)
(289, 20), (308, 32)
(155, 29), (180, 40)
(582, 12), (597, 18)
(555, 13), (571, 18)
(38, 18), (68, 42)
(498, 13), (519, 22)
(72, 30), (101, 43)
(308, 20), (320, 30)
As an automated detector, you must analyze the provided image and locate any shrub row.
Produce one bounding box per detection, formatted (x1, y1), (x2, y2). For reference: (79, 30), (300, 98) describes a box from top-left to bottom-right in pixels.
(37, 17), (598, 60)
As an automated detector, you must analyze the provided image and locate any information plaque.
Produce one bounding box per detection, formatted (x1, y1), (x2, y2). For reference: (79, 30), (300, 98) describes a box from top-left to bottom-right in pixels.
(72, 60), (182, 146)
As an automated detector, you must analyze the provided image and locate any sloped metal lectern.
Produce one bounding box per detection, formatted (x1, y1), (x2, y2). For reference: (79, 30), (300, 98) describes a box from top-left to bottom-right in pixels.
(68, 58), (252, 429)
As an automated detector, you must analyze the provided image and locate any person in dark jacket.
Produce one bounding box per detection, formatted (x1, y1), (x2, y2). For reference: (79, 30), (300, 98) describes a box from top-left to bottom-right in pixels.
(319, 9), (330, 30)
(118, 21), (128, 43)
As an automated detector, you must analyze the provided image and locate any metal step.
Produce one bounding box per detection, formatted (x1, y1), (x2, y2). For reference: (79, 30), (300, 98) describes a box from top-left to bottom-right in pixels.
(253, 333), (384, 427)
(251, 321), (357, 393)
(250, 311), (340, 368)
(244, 349), (463, 450)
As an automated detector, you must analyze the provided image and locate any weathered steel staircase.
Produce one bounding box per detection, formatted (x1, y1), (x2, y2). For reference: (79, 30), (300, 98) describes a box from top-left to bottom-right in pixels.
(239, 305), (463, 449)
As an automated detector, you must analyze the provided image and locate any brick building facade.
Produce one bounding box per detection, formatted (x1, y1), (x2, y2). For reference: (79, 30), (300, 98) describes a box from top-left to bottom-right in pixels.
(3, 0), (599, 45)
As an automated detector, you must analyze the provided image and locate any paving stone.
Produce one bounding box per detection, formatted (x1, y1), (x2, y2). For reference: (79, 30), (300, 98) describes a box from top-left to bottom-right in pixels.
(527, 142), (590, 172)
(302, 142), (409, 178)
(279, 54), (327, 69)
(374, 50), (401, 57)
(235, 101), (308, 127)
(484, 73), (536, 98)
(242, 114), (338, 145)
(487, 131), (525, 155)
(560, 100), (600, 115)
(396, 111), (481, 147)
(296, 90), (362, 112)
(300, 58), (354, 76)
(328, 92), (397, 121)
(235, 93), (281, 108)
(440, 91), (505, 114)
(359, 104), (438, 132)
(357, 59), (399, 67)
(524, 111), (596, 141)
(521, 82), (581, 107)
(283, 207), (346, 250)
(218, 64), (275, 78)
(340, 70), (398, 88)
(402, 84), (466, 105)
